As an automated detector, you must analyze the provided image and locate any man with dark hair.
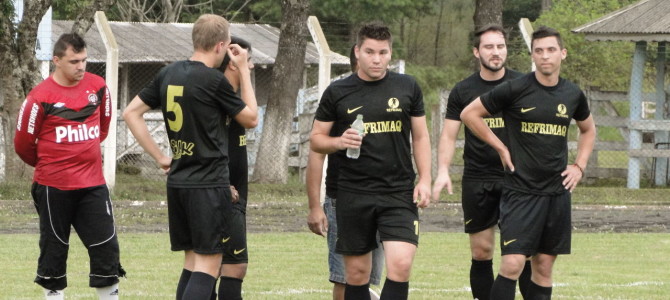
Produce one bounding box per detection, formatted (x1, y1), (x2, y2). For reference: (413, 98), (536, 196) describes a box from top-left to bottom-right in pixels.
(307, 44), (384, 300)
(432, 24), (531, 300)
(310, 22), (431, 300)
(15, 32), (124, 300)
(123, 14), (258, 299)
(212, 36), (254, 300)
(461, 26), (596, 300)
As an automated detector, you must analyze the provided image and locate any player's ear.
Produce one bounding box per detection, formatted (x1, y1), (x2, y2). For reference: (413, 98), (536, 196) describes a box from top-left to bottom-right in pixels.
(473, 47), (480, 59)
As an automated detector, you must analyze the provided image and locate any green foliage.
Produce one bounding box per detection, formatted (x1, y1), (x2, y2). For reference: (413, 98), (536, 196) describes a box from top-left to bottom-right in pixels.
(406, 63), (469, 106)
(533, 0), (638, 90)
(503, 0), (542, 27)
(52, 0), (94, 20)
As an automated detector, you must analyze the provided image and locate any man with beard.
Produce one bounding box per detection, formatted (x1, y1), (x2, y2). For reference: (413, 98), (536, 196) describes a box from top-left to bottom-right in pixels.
(432, 25), (530, 300)
(461, 26), (596, 300)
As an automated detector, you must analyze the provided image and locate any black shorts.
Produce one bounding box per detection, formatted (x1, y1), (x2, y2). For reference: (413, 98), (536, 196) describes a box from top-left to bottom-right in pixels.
(335, 190), (419, 256)
(31, 183), (124, 290)
(499, 189), (572, 256)
(461, 179), (502, 233)
(167, 186), (233, 254)
(222, 203), (248, 264)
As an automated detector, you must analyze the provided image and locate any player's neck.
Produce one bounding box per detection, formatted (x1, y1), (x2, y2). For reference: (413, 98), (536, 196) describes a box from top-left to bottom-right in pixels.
(534, 71), (560, 87)
(190, 51), (218, 68)
(479, 67), (505, 81)
(51, 72), (80, 87)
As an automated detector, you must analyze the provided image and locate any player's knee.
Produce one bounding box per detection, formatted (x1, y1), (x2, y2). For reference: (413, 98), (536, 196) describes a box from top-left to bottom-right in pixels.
(221, 263), (248, 279)
(471, 245), (494, 260)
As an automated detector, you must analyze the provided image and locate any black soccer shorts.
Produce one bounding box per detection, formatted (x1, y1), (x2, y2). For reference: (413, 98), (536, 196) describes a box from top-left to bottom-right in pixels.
(222, 203), (248, 264)
(498, 189), (572, 256)
(461, 179), (503, 233)
(31, 183), (124, 290)
(167, 186), (233, 254)
(335, 190), (419, 256)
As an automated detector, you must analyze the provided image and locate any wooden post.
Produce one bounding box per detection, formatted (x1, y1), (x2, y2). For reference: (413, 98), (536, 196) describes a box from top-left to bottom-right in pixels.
(627, 41), (646, 189)
(654, 42), (668, 186)
(96, 11), (119, 191)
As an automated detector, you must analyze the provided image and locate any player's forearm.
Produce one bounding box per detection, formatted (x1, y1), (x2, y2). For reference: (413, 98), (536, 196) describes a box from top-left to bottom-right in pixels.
(461, 112), (505, 154)
(123, 112), (166, 163)
(238, 68), (258, 115)
(574, 116), (596, 169)
(436, 122), (459, 175)
(306, 151), (325, 209)
(309, 134), (340, 154)
(413, 133), (432, 184)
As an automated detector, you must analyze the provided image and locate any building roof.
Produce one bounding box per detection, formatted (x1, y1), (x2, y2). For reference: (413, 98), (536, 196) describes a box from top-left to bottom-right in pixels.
(52, 20), (349, 65)
(572, 0), (670, 42)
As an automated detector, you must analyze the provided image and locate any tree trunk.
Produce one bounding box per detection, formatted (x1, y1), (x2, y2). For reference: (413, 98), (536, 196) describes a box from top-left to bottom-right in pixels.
(473, 0), (502, 30)
(1, 0), (52, 180)
(251, 0), (310, 184)
(71, 0), (117, 36)
(1, 0), (109, 181)
(542, 0), (553, 12)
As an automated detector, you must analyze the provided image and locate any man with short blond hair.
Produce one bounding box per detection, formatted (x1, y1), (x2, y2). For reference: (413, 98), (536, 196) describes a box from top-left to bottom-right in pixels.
(123, 14), (257, 299)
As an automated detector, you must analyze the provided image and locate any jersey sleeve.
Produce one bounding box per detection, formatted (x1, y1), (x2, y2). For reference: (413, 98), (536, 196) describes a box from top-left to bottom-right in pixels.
(314, 86), (337, 122)
(573, 91), (591, 121)
(138, 68), (165, 109)
(14, 97), (44, 167)
(215, 77), (246, 117)
(480, 81), (513, 115)
(409, 78), (425, 117)
(98, 85), (112, 142)
(444, 86), (463, 121)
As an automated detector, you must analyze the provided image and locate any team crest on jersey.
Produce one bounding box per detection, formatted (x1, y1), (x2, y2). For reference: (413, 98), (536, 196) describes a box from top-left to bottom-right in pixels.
(386, 97), (402, 112)
(556, 104), (568, 118)
(88, 92), (98, 104)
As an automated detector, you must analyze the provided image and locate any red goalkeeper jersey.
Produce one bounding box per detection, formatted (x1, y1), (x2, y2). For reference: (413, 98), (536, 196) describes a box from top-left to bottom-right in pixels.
(14, 73), (112, 190)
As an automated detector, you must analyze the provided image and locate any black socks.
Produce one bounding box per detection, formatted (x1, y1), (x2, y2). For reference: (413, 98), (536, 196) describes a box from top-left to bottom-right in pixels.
(380, 278), (409, 300)
(470, 259), (494, 300)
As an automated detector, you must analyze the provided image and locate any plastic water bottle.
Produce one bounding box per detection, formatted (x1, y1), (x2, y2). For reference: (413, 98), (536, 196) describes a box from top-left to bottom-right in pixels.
(347, 114), (365, 159)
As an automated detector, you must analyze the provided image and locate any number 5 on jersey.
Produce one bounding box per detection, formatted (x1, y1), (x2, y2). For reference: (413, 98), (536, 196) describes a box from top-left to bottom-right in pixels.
(167, 85), (184, 132)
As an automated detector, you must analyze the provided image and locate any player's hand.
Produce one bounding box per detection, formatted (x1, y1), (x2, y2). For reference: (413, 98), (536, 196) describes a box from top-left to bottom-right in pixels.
(230, 185), (240, 203)
(431, 171), (453, 202)
(498, 147), (514, 173)
(338, 128), (363, 151)
(157, 155), (171, 175)
(307, 207), (328, 237)
(227, 44), (249, 70)
(561, 164), (583, 192)
(414, 179), (431, 208)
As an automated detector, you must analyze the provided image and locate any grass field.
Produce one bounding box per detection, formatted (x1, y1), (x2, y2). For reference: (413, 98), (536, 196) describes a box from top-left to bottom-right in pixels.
(1, 232), (668, 299)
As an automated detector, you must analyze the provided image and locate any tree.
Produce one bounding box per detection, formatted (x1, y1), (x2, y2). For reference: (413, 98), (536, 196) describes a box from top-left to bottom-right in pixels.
(534, 0), (638, 90)
(251, 0), (310, 184)
(0, 0), (115, 179)
(473, 0), (502, 29)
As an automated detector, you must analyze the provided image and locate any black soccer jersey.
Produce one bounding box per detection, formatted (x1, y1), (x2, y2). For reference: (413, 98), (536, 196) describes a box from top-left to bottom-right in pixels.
(480, 72), (590, 195)
(315, 72), (425, 194)
(445, 68), (523, 180)
(138, 60), (246, 188)
(228, 118), (248, 210)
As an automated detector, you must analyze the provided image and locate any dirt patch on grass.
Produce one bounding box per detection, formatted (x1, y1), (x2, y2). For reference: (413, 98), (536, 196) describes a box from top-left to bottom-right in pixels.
(1, 200), (668, 234)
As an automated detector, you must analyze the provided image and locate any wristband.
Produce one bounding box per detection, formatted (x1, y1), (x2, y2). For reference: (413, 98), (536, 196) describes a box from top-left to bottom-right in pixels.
(573, 163), (584, 175)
